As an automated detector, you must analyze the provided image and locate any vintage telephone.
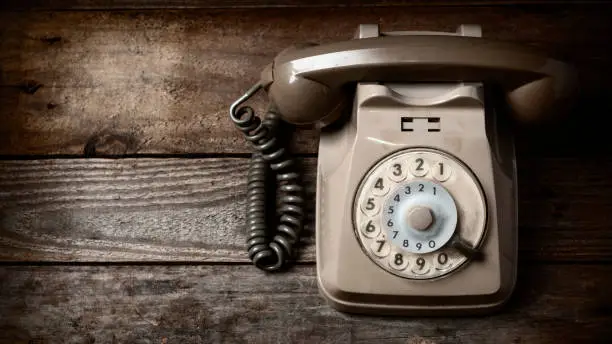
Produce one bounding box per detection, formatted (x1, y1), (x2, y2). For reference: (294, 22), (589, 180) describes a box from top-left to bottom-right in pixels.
(229, 24), (575, 315)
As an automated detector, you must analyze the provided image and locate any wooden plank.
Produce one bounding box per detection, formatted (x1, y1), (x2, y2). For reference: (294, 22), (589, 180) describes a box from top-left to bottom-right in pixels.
(1, 157), (611, 263)
(3, 0), (611, 11)
(0, 264), (611, 343)
(1, 8), (611, 156)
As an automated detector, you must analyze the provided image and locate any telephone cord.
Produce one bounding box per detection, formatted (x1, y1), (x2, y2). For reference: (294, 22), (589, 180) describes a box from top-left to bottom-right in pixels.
(230, 103), (305, 272)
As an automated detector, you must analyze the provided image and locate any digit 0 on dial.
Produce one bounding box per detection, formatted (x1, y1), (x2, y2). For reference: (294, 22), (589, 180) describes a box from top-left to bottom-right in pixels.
(354, 148), (487, 280)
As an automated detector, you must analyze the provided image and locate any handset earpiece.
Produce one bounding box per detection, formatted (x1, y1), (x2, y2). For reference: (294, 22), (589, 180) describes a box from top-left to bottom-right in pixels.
(506, 74), (575, 123)
(258, 44), (348, 127)
(259, 34), (576, 126)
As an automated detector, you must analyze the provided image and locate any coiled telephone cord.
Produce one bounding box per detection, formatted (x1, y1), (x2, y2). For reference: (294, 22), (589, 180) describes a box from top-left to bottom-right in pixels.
(230, 86), (305, 271)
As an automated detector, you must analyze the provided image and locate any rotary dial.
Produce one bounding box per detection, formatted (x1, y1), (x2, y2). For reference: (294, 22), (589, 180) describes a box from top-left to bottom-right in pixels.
(354, 148), (487, 280)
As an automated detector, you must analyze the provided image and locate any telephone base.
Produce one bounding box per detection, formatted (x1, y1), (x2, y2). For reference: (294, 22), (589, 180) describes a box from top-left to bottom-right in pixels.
(315, 82), (517, 316)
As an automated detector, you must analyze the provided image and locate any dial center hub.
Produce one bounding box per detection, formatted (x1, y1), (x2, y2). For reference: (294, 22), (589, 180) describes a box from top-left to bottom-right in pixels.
(383, 179), (458, 254)
(406, 206), (434, 231)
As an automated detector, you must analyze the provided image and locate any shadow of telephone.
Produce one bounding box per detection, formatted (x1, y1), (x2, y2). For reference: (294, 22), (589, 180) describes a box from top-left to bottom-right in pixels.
(229, 24), (576, 315)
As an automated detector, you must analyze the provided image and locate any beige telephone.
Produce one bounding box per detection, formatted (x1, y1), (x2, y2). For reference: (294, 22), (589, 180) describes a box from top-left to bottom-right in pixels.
(229, 24), (575, 315)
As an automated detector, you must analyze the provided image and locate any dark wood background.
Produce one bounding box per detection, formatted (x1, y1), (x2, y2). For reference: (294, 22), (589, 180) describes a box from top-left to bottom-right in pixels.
(1, 1), (612, 343)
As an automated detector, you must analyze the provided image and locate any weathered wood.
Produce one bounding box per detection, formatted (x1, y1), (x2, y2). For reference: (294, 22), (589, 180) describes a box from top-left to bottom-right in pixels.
(1, 157), (610, 263)
(0, 5), (609, 342)
(1, 8), (611, 156)
(0, 264), (611, 344)
(3, 0), (611, 11)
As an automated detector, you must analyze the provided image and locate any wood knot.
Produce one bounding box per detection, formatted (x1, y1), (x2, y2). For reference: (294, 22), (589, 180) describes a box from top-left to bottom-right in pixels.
(84, 132), (138, 157)
(19, 80), (43, 95)
(39, 35), (63, 45)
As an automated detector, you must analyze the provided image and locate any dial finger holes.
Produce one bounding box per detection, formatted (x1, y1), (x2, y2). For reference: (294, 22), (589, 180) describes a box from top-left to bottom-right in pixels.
(432, 160), (452, 182)
(361, 196), (380, 216)
(410, 256), (432, 275)
(361, 219), (380, 238)
(371, 176), (390, 196)
(370, 237), (391, 258)
(434, 251), (454, 271)
(387, 161), (407, 182)
(389, 252), (409, 271)
(409, 156), (429, 177)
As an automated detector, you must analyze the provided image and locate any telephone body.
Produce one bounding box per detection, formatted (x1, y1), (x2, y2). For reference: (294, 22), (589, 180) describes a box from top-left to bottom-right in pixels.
(230, 24), (575, 315)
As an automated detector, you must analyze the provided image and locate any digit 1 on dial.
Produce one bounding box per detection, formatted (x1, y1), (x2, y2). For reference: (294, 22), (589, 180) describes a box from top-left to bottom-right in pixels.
(433, 160), (452, 182)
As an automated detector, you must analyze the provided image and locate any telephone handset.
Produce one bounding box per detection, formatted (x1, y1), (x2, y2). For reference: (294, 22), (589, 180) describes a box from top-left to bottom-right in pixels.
(230, 24), (575, 315)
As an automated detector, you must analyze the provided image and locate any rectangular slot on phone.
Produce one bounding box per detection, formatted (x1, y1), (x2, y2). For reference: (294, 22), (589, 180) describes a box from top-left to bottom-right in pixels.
(401, 117), (441, 132)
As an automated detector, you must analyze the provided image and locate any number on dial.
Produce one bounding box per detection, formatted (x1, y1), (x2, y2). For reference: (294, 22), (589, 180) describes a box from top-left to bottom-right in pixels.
(390, 252), (408, 270)
(361, 220), (380, 238)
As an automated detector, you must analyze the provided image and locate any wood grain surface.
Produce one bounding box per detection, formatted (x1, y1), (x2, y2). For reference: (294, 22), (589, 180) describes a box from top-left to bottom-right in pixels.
(1, 4), (611, 344)
(1, 7), (612, 156)
(0, 157), (611, 263)
(3, 0), (612, 11)
(1, 264), (611, 344)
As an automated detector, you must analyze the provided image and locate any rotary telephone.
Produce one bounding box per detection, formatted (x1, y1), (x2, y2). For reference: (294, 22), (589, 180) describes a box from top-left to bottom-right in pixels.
(229, 24), (575, 315)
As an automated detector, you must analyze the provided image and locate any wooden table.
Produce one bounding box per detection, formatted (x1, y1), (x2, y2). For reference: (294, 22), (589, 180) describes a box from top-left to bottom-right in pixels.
(1, 1), (612, 343)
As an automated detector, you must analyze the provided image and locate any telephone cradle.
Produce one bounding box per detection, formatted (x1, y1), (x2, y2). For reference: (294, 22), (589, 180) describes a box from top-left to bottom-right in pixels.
(229, 24), (576, 316)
